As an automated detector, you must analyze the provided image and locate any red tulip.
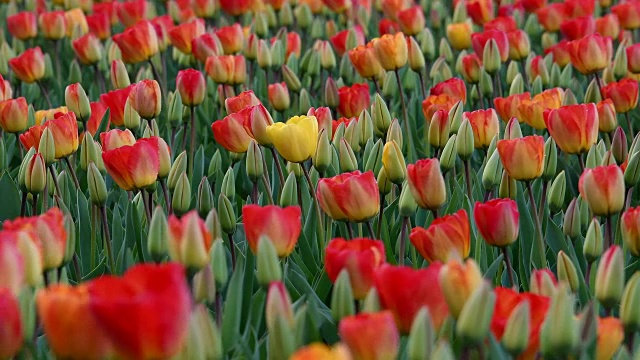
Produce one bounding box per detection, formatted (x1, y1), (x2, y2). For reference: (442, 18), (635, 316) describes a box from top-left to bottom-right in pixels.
(547, 40), (572, 68)
(7, 11), (37, 41)
(565, 0), (595, 17)
(129, 80), (162, 120)
(491, 287), (550, 359)
(86, 12), (111, 40)
(460, 53), (482, 83)
(243, 104), (274, 146)
(493, 92), (531, 122)
(100, 85), (134, 127)
(93, 1), (117, 25)
(602, 78), (639, 114)
(463, 108), (500, 148)
(268, 82), (291, 112)
(88, 263), (191, 359)
(102, 137), (160, 191)
(0, 232), (25, 296)
(112, 20), (159, 65)
(168, 18), (205, 55)
(225, 90), (261, 114)
(507, 30), (531, 60)
(378, 19), (401, 35)
(330, 25), (366, 57)
(338, 83), (371, 118)
(422, 94), (460, 124)
(211, 111), (254, 153)
(176, 69), (206, 107)
(627, 43), (640, 74)
(536, 3), (568, 32)
(331, 117), (356, 138)
(215, 23), (245, 55)
(325, 238), (386, 300)
(560, 15), (595, 41)
(242, 205), (302, 257)
(116, 0), (147, 27)
(39, 11), (67, 40)
(191, 33), (223, 63)
(0, 74), (11, 101)
(543, 103), (599, 154)
(100, 129), (137, 152)
(374, 263), (449, 333)
(9, 47), (46, 84)
(285, 32), (302, 60)
(466, 0), (495, 25)
(0, 289), (23, 359)
(317, 170), (380, 223)
(484, 16), (518, 32)
(72, 33), (103, 65)
(595, 14), (621, 39)
(474, 199), (520, 247)
(568, 33), (612, 75)
(407, 158), (447, 210)
(338, 311), (400, 360)
(520, 0), (547, 12)
(410, 209), (471, 263)
(612, 1), (640, 30)
(497, 135), (545, 181)
(471, 29), (509, 62)
(597, 99), (618, 133)
(396, 5), (425, 35)
(431, 77), (467, 103)
(219, 0), (255, 16)
(307, 107), (333, 136)
(0, 97), (28, 134)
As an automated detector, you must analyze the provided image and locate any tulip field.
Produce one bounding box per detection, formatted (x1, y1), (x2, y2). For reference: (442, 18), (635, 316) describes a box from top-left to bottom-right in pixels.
(4, 0), (640, 358)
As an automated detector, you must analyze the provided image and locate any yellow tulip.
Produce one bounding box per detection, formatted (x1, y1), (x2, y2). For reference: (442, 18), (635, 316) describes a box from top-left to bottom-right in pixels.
(267, 115), (318, 163)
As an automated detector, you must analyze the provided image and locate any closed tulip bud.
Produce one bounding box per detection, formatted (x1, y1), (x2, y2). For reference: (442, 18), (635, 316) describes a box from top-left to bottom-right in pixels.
(612, 127), (628, 165)
(38, 127), (56, 167)
(499, 172), (517, 200)
(364, 139), (383, 175)
(530, 269), (558, 297)
(148, 206), (169, 262)
(579, 165), (625, 216)
(221, 167), (235, 199)
(371, 94), (392, 136)
(382, 71), (399, 99)
(256, 236), (282, 287)
(339, 139), (358, 173)
(313, 129), (332, 174)
(504, 118), (523, 140)
(210, 240), (228, 288)
(257, 41), (272, 70)
(479, 69), (494, 97)
(440, 134), (458, 173)
(344, 121), (360, 153)
(456, 282), (495, 345)
(440, 259), (483, 320)
(482, 149), (503, 190)
(246, 141), (263, 183)
(382, 141), (406, 185)
(287, 162), (303, 178)
(614, 45), (628, 81)
(87, 162), (107, 207)
(324, 77), (339, 109)
(540, 285), (578, 357)
(584, 79), (603, 104)
(297, 89), (311, 114)
(557, 251), (580, 292)
(218, 193), (236, 235)
(205, 209), (222, 243)
(65, 83), (91, 123)
(192, 266), (216, 305)
(428, 110), (451, 149)
(501, 300), (530, 357)
(563, 198), (582, 239)
(625, 152), (640, 188)
(399, 181), (418, 217)
(408, 37), (425, 72)
(25, 152), (46, 194)
(197, 178), (214, 218)
(331, 269), (355, 321)
(110, 59), (130, 90)
(547, 171), (566, 214)
(542, 137), (557, 181)
(506, 62), (520, 86)
(168, 151), (188, 191)
(596, 246), (625, 308)
(280, 172), (298, 208)
(168, 91), (184, 126)
(123, 97), (141, 130)
(448, 100), (464, 134)
(509, 73), (524, 96)
(172, 173), (191, 216)
(294, 4), (312, 28)
(456, 118), (474, 161)
(386, 119), (403, 149)
(620, 272), (640, 332)
(584, 218), (604, 264)
(281, 65), (301, 93)
(18, 148), (35, 192)
(278, 3), (293, 26)
(586, 144), (603, 169)
(377, 168), (393, 195)
(405, 307), (435, 360)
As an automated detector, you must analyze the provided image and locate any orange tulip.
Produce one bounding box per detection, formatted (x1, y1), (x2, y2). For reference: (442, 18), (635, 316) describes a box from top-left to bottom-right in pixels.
(242, 205), (302, 257)
(39, 11), (67, 40)
(430, 77), (467, 103)
(211, 111), (254, 153)
(205, 55), (246, 85)
(102, 137), (160, 191)
(568, 33), (612, 75)
(463, 108), (500, 148)
(215, 23), (245, 55)
(7, 11), (37, 41)
(339, 312), (400, 360)
(602, 78), (639, 114)
(422, 94), (459, 120)
(543, 103), (599, 154)
(595, 14), (620, 39)
(0, 289), (24, 359)
(536, 3), (568, 32)
(497, 135), (545, 181)
(596, 317), (624, 360)
(47, 112), (80, 159)
(72, 33), (103, 65)
(439, 259), (483, 319)
(338, 83), (370, 119)
(0, 97), (28, 133)
(517, 87), (564, 130)
(225, 90), (261, 114)
(116, 0), (147, 27)
(100, 129), (137, 152)
(494, 92), (531, 122)
(349, 44), (384, 80)
(410, 209), (471, 263)
(129, 80), (162, 120)
(317, 171), (380, 223)
(507, 30), (531, 60)
(407, 158), (447, 210)
(168, 18), (205, 55)
(86, 12), (111, 40)
(372, 32), (408, 71)
(219, 0), (255, 16)
(579, 165), (625, 216)
(100, 85), (134, 127)
(112, 20), (159, 65)
(612, 1), (640, 30)
(290, 343), (351, 360)
(167, 211), (213, 269)
(323, 0), (351, 13)
(9, 47), (46, 84)
(64, 8), (89, 37)
(596, 99), (618, 133)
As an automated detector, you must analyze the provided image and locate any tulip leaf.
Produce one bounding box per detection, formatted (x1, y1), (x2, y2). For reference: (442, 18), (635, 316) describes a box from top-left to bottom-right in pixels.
(516, 184), (534, 278)
(222, 255), (245, 352)
(0, 172), (20, 223)
(92, 108), (110, 142)
(484, 254), (504, 284)
(76, 189), (93, 276)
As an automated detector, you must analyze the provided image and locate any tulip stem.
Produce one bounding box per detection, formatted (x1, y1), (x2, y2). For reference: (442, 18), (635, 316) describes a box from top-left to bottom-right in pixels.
(594, 72), (604, 98)
(15, 133), (24, 159)
(141, 190), (152, 223)
(148, 58), (164, 95)
(228, 233), (237, 270)
(100, 206), (117, 274)
(63, 157), (80, 189)
(520, 59), (530, 92)
(394, 68), (416, 163)
(366, 221), (376, 239)
(251, 182), (258, 204)
(464, 160), (473, 201)
(578, 153), (585, 173)
(48, 165), (61, 198)
(93, 64), (106, 95)
(526, 181), (547, 268)
(20, 192), (27, 216)
(585, 261), (593, 291)
(417, 71), (427, 100)
(270, 147), (285, 192)
(261, 174), (274, 205)
(625, 187), (634, 212)
(36, 81), (53, 109)
(301, 165), (325, 252)
(31, 193), (38, 216)
(626, 331), (635, 352)
(626, 112), (635, 140)
(376, 196), (385, 239)
(189, 106), (197, 177)
(399, 216), (409, 265)
(160, 179), (171, 212)
(476, 85), (485, 110)
(538, 180), (548, 221)
(502, 247), (516, 289)
(372, 77), (381, 95)
(605, 215), (613, 249)
(346, 222), (355, 239)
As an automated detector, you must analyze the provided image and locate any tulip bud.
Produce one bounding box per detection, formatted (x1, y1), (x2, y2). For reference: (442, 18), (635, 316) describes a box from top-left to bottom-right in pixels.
(583, 218), (603, 264)
(382, 141), (406, 185)
(168, 91), (184, 126)
(110, 59), (130, 89)
(509, 73), (524, 96)
(439, 134), (458, 173)
(279, 172), (298, 208)
(147, 206), (169, 262)
(256, 236), (282, 287)
(287, 162), (303, 178)
(38, 127), (56, 166)
(208, 150), (222, 180)
(270, 40), (285, 68)
(218, 193), (236, 235)
(266, 282), (296, 360)
(210, 239), (228, 288)
(172, 173), (191, 216)
(499, 172), (517, 200)
(625, 152), (640, 188)
(25, 152), (46, 194)
(377, 167), (393, 195)
(448, 100), (464, 134)
(504, 118), (523, 139)
(407, 307), (435, 360)
(399, 181), (418, 217)
(167, 152), (188, 192)
(195, 177), (213, 218)
(612, 127), (628, 165)
(506, 62), (520, 85)
(440, 259), (483, 320)
(312, 129), (332, 174)
(479, 69), (494, 97)
(595, 246), (624, 309)
(456, 282), (495, 345)
(193, 265), (216, 305)
(557, 251), (580, 293)
(439, 39), (454, 64)
(123, 97), (140, 130)
(324, 77), (339, 109)
(547, 171), (566, 214)
(584, 79), (602, 104)
(68, 59), (82, 83)
(372, 94), (392, 136)
(279, 3), (293, 26)
(62, 213), (76, 266)
(358, 110), (374, 148)
(482, 149), (502, 191)
(339, 139), (358, 173)
(542, 137), (557, 181)
(221, 167), (235, 200)
(331, 269), (355, 322)
(456, 118), (474, 161)
(246, 140), (264, 183)
(530, 269), (557, 297)
(621, 272), (640, 333)
(502, 301), (530, 357)
(431, 340), (455, 360)
(563, 198), (582, 239)
(408, 37), (425, 72)
(344, 121), (360, 153)
(386, 119), (403, 149)
(87, 162), (107, 207)
(614, 45), (628, 81)
(483, 40), (501, 75)
(585, 144), (603, 169)
(282, 66), (301, 96)
(540, 285), (578, 357)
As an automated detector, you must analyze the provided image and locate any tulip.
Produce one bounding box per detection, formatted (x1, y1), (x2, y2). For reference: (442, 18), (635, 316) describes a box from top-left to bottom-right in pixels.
(0, 75), (11, 101)
(493, 92), (531, 122)
(219, 0), (254, 16)
(290, 343), (351, 360)
(168, 18), (205, 55)
(579, 165), (625, 217)
(560, 16), (596, 41)
(397, 6), (425, 36)
(192, 33), (223, 63)
(9, 47), (46, 84)
(373, 32), (408, 71)
(530, 269), (558, 297)
(325, 238), (386, 300)
(244, 104), (274, 147)
(517, 88), (564, 130)
(0, 289), (23, 359)
(39, 11), (67, 40)
(242, 205), (301, 257)
(596, 99), (617, 133)
(86, 13), (111, 40)
(102, 137), (160, 191)
(612, 1), (640, 30)
(211, 112), (254, 154)
(47, 112), (80, 159)
(176, 69), (206, 107)
(536, 3), (569, 32)
(543, 103), (599, 154)
(267, 115), (318, 163)
(622, 207), (640, 257)
(463, 109), (499, 148)
(422, 94), (460, 120)
(205, 55), (246, 85)
(129, 80), (162, 120)
(446, 21), (473, 51)
(112, 20), (159, 65)
(507, 30), (531, 61)
(460, 54), (482, 84)
(548, 40), (572, 68)
(330, 26), (366, 57)
(100, 129), (136, 152)
(497, 135), (545, 181)
(0, 97), (28, 134)
(317, 171), (380, 223)
(406, 158), (447, 211)
(596, 14), (621, 39)
(100, 85), (134, 127)
(110, 60), (130, 90)
(215, 23), (245, 55)
(225, 90), (261, 114)
(338, 311), (400, 360)
(474, 198), (519, 247)
(338, 83), (370, 119)
(375, 263), (450, 333)
(72, 33), (103, 66)
(602, 78), (639, 114)
(595, 246), (624, 308)
(167, 211), (213, 270)
(307, 107), (333, 137)
(596, 317), (624, 360)
(472, 29), (509, 62)
(0, 234), (25, 296)
(410, 209), (470, 263)
(7, 11), (37, 41)
(484, 16), (518, 32)
(268, 82), (291, 112)
(439, 259), (483, 319)
(467, 0), (494, 25)
(490, 287), (551, 359)
(349, 44), (384, 80)
(430, 77), (467, 104)
(568, 34), (612, 75)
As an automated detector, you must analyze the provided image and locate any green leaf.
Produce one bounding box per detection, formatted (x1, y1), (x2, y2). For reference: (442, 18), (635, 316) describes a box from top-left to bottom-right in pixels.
(0, 171), (21, 222)
(222, 255), (245, 352)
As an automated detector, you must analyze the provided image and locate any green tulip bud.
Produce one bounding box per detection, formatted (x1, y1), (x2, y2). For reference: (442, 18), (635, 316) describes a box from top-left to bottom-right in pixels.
(482, 150), (503, 191)
(439, 38), (453, 64)
(448, 100), (464, 134)
(18, 148), (35, 193)
(324, 77), (339, 108)
(205, 208), (222, 242)
(408, 36), (426, 72)
(563, 198), (582, 239)
(25, 152), (46, 194)
(584, 78), (602, 104)
(270, 40), (285, 68)
(586, 143), (603, 169)
(542, 137), (557, 181)
(218, 193), (236, 235)
(246, 141), (264, 183)
(456, 119), (474, 161)
(502, 301), (530, 357)
(399, 181), (418, 217)
(439, 134), (457, 173)
(148, 206), (169, 262)
(221, 167), (235, 199)
(364, 139), (383, 174)
(306, 51), (320, 77)
(38, 127), (56, 166)
(339, 139), (358, 173)
(256, 236), (282, 287)
(540, 285), (578, 357)
(612, 127), (628, 165)
(377, 167), (393, 195)
(278, 2), (293, 26)
(431, 340), (455, 360)
(452, 0), (467, 22)
(65, 83), (91, 123)
(362, 288), (381, 313)
(479, 69), (494, 97)
(298, 89), (312, 114)
(313, 129), (332, 174)
(456, 282), (495, 345)
(506, 62), (520, 85)
(193, 265), (216, 305)
(331, 269), (355, 322)
(280, 172), (298, 208)
(583, 218), (603, 264)
(310, 18), (324, 40)
(267, 292), (296, 360)
(372, 94), (392, 137)
(287, 162), (303, 178)
(168, 91), (184, 126)
(172, 173), (191, 216)
(483, 40), (501, 75)
(561, 88), (577, 106)
(559, 64), (572, 88)
(417, 28), (436, 60)
(407, 307), (435, 360)
(123, 97), (141, 131)
(499, 172), (517, 200)
(595, 246), (625, 309)
(549, 63), (561, 88)
(197, 177), (214, 218)
(344, 120), (360, 153)
(614, 44), (628, 81)
(386, 119), (403, 149)
(87, 162), (108, 207)
(210, 240), (228, 288)
(282, 65), (301, 93)
(208, 150), (222, 180)
(541, 32), (557, 50)
(547, 171), (566, 214)
(339, 55), (354, 84)
(601, 150), (617, 166)
(557, 251), (580, 293)
(358, 110), (374, 149)
(625, 152), (640, 187)
(68, 59), (82, 84)
(621, 272), (640, 333)
(382, 72), (398, 99)
(294, 4), (313, 28)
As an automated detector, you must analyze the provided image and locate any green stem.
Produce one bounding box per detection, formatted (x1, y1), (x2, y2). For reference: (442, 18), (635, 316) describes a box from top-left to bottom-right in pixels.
(394, 68), (415, 163)
(526, 181), (546, 268)
(100, 206), (117, 274)
(302, 164), (325, 254)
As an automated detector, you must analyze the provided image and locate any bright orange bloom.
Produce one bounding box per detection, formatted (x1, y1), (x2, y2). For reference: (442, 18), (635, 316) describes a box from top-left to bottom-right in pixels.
(191, 33), (223, 63)
(100, 85), (134, 127)
(86, 12), (111, 40)
(205, 55), (246, 85)
(0, 97), (28, 133)
(396, 5), (425, 35)
(242, 205), (301, 257)
(471, 29), (509, 62)
(176, 69), (206, 107)
(560, 15), (596, 41)
(215, 23), (245, 55)
(219, 0), (255, 16)
(317, 171), (380, 223)
(622, 206), (640, 256)
(349, 44), (384, 80)
(474, 199), (519, 247)
(406, 158), (447, 210)
(579, 165), (625, 216)
(339, 312), (400, 360)
(568, 33), (612, 75)
(338, 83), (370, 118)
(497, 135), (545, 181)
(464, 108), (500, 148)
(167, 211), (213, 269)
(7, 11), (37, 40)
(330, 25), (365, 57)
(517, 87), (564, 130)
(9, 47), (45, 84)
(129, 80), (162, 120)
(543, 103), (599, 154)
(446, 21), (473, 50)
(39, 11), (66, 40)
(102, 137), (160, 191)
(612, 1), (640, 30)
(372, 32), (408, 71)
(100, 129), (137, 152)
(375, 263), (449, 333)
(72, 33), (103, 65)
(602, 78), (639, 114)
(211, 111), (254, 153)
(112, 20), (159, 65)
(381, 0), (412, 20)
(494, 92), (531, 122)
(536, 3), (568, 32)
(410, 209), (470, 263)
(168, 18), (205, 55)
(323, 0), (351, 13)
(422, 94), (459, 120)
(225, 90), (261, 114)
(596, 317), (624, 360)
(430, 77), (467, 103)
(44, 112), (80, 159)
(325, 238), (385, 300)
(595, 14), (620, 39)
(116, 0), (147, 27)
(439, 259), (483, 319)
